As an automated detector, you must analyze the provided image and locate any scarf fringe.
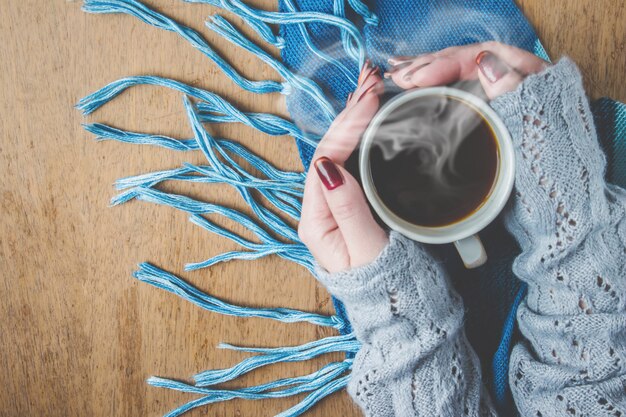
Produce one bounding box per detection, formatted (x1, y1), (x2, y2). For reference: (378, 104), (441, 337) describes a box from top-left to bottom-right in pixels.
(190, 0), (361, 85)
(82, 0), (284, 94)
(186, 0), (367, 64)
(77, 76), (317, 145)
(146, 361), (351, 416)
(195, 334), (359, 386)
(205, 14), (336, 120)
(134, 263), (348, 329)
(79, 0), (377, 414)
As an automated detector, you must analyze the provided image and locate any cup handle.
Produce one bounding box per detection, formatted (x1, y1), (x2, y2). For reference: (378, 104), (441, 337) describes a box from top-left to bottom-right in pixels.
(453, 234), (487, 269)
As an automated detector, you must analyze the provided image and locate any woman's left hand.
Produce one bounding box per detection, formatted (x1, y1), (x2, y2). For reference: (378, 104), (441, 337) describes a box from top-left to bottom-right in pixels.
(298, 63), (389, 274)
(385, 41), (548, 100)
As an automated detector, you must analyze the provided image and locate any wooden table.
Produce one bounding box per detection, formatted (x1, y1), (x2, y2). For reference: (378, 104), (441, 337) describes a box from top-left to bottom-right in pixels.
(1, 1), (624, 416)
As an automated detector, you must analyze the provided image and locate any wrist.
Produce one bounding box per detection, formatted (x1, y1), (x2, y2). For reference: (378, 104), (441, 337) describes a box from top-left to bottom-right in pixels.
(314, 230), (409, 303)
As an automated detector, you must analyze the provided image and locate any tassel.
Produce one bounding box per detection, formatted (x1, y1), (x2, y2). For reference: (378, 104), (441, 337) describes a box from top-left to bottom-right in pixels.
(185, 0), (365, 65)
(333, 0), (354, 67)
(186, 214), (310, 271)
(346, 0), (379, 25)
(112, 186), (310, 269)
(77, 76), (318, 147)
(147, 359), (352, 417)
(134, 262), (348, 330)
(275, 375), (350, 417)
(205, 15), (336, 121)
(190, 0), (358, 86)
(81, 0), (284, 94)
(148, 360), (350, 397)
(113, 165), (302, 221)
(217, 333), (359, 354)
(195, 334), (359, 385)
(84, 123), (305, 184)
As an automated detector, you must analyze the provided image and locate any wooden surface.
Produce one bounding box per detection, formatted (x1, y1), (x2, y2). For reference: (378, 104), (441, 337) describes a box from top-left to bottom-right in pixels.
(0, 1), (624, 416)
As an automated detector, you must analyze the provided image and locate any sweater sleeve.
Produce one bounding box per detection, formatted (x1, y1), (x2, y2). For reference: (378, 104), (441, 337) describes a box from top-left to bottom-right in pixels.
(489, 58), (626, 416)
(314, 231), (498, 417)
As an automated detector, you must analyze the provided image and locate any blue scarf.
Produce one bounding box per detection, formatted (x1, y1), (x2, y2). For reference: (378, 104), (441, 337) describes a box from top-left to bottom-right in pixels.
(79, 0), (626, 415)
(281, 2), (625, 414)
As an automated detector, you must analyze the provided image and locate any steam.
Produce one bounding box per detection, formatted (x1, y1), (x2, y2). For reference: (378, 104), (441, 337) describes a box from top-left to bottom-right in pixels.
(284, 2), (537, 139)
(371, 95), (483, 191)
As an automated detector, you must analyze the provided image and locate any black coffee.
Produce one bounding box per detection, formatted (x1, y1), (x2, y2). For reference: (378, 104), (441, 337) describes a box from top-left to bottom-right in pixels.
(369, 95), (499, 227)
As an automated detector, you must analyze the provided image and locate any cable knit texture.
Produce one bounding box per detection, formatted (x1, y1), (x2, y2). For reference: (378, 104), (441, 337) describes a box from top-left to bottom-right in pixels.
(314, 58), (626, 417)
(315, 230), (498, 416)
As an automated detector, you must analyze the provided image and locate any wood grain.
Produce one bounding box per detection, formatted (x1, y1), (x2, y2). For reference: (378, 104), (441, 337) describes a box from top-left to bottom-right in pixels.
(0, 1), (623, 416)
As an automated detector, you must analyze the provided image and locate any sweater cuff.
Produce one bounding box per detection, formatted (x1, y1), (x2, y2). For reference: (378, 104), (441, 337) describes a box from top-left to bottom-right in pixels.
(489, 56), (583, 124)
(313, 230), (412, 304)
(315, 230), (466, 350)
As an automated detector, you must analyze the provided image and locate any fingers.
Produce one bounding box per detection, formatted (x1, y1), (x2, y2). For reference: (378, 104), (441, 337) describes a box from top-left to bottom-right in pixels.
(299, 61), (384, 273)
(385, 41), (549, 92)
(299, 166), (350, 272)
(313, 65), (383, 164)
(395, 56), (465, 89)
(301, 61), (380, 215)
(477, 42), (548, 76)
(299, 216), (350, 274)
(430, 41), (547, 75)
(313, 157), (389, 268)
(475, 50), (524, 99)
(314, 90), (380, 163)
(385, 54), (437, 89)
(300, 64), (381, 240)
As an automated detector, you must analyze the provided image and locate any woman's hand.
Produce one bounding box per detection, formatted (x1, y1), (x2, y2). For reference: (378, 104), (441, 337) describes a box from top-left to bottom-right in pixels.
(299, 42), (548, 274)
(298, 63), (389, 274)
(385, 41), (549, 100)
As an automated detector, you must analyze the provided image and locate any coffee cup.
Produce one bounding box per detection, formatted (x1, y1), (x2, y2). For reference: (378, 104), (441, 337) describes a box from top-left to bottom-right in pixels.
(359, 87), (515, 268)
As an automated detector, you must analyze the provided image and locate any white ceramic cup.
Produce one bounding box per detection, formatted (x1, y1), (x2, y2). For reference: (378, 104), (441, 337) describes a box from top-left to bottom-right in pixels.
(359, 87), (515, 268)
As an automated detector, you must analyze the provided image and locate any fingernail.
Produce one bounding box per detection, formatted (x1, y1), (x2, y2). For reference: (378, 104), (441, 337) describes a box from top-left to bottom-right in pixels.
(402, 62), (430, 82)
(387, 57), (412, 66)
(347, 92), (353, 102)
(388, 52), (432, 66)
(476, 51), (509, 83)
(314, 157), (344, 190)
(385, 61), (412, 77)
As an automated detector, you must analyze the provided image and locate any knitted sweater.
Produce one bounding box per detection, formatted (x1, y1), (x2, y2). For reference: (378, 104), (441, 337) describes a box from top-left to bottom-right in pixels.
(314, 58), (626, 417)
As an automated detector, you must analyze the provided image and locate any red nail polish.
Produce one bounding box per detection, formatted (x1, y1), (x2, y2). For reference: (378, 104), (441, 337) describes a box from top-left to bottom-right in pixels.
(476, 51), (509, 83)
(314, 157), (344, 190)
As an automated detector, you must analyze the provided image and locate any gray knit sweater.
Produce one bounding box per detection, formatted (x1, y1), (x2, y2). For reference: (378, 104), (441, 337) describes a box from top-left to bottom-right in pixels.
(314, 58), (626, 417)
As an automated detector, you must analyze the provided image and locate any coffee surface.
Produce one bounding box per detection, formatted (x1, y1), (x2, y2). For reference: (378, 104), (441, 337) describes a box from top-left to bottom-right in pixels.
(369, 95), (498, 227)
